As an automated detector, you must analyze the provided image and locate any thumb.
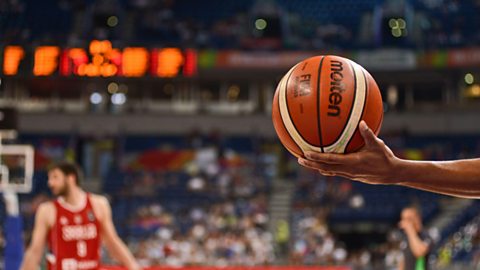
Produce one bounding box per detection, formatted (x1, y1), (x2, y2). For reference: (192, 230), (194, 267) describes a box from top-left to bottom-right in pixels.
(359, 120), (378, 147)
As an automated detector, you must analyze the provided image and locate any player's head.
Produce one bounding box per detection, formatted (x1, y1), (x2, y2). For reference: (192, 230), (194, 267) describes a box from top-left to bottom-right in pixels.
(401, 206), (422, 231)
(47, 162), (83, 196)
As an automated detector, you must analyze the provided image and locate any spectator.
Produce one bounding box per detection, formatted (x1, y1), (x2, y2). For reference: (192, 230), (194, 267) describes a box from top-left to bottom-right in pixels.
(398, 206), (433, 270)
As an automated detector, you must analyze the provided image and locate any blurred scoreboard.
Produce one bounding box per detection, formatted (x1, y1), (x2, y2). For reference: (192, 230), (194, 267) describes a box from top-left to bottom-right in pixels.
(1, 40), (197, 78)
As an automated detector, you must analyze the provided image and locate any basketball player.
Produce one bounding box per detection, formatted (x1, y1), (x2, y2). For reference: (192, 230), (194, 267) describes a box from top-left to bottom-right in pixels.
(20, 162), (140, 270)
(298, 121), (480, 198)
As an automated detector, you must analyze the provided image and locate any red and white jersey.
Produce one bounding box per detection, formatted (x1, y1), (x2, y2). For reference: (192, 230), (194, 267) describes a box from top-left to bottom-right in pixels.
(47, 193), (101, 270)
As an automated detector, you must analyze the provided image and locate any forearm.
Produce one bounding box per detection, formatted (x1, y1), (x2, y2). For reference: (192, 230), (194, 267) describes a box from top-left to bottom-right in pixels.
(394, 158), (480, 198)
(404, 229), (428, 257)
(106, 238), (140, 270)
(398, 258), (404, 270)
(20, 248), (42, 270)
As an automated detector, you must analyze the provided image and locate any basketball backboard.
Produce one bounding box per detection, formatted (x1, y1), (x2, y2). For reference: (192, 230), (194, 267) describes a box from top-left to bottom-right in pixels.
(0, 107), (34, 194)
(0, 144), (34, 194)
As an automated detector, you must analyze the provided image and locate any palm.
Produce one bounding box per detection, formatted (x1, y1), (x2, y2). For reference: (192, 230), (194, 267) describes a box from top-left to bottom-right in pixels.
(298, 121), (399, 185)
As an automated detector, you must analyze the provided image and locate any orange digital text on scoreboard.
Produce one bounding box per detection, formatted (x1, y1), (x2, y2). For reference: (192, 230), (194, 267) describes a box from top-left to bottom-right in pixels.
(1, 40), (197, 78)
(2, 46), (25, 75)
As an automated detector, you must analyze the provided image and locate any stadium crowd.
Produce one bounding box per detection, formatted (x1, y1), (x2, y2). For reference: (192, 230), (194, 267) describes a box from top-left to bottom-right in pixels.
(105, 136), (275, 266)
(2, 0), (480, 49)
(0, 131), (477, 268)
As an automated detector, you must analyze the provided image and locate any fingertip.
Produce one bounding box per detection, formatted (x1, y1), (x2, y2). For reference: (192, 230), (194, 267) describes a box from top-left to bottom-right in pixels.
(359, 120), (368, 132)
(360, 121), (374, 136)
(304, 151), (329, 163)
(359, 120), (376, 143)
(298, 157), (305, 165)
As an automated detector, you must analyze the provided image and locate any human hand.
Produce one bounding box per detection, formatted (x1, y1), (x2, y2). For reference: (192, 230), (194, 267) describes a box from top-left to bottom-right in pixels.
(297, 121), (401, 185)
(398, 219), (415, 233)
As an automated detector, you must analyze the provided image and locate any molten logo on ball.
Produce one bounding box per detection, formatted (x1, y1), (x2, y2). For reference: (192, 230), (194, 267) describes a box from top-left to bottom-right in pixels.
(328, 60), (345, 117)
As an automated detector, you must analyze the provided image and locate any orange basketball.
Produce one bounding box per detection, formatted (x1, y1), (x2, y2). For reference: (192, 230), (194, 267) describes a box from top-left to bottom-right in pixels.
(272, 55), (383, 157)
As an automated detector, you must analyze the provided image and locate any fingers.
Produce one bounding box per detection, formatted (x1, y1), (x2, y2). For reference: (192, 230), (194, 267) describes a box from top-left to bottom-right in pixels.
(298, 158), (371, 182)
(319, 170), (353, 179)
(298, 158), (352, 177)
(298, 157), (329, 170)
(303, 151), (357, 165)
(359, 120), (378, 147)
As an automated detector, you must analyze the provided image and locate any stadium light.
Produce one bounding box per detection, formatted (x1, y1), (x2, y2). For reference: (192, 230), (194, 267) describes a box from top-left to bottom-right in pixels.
(108, 82), (119, 94)
(255, 19), (267, 30)
(465, 73), (474, 84)
(107, 16), (118, 27)
(389, 18), (407, 37)
(111, 93), (126, 105)
(90, 92), (103, 105)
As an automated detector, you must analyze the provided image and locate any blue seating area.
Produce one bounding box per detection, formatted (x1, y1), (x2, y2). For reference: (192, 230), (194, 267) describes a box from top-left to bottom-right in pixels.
(107, 171), (239, 238)
(289, 132), (480, 266)
(330, 183), (440, 223)
(169, 0), (253, 25)
(8, 132), (276, 265)
(289, 173), (441, 265)
(105, 165), (274, 265)
(3, 0), (480, 49)
(433, 201), (480, 265)
(1, 0), (73, 43)
(0, 131), (478, 266)
(123, 135), (257, 153)
(440, 201), (480, 243)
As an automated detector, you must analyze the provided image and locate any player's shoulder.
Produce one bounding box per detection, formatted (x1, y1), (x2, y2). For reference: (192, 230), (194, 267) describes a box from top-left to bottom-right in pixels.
(88, 193), (111, 210)
(88, 193), (111, 221)
(37, 201), (55, 213)
(36, 201), (56, 225)
(89, 193), (109, 203)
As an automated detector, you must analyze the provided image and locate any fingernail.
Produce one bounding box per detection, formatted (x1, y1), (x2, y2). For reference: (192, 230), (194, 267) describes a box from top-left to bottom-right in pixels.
(360, 121), (368, 132)
(304, 151), (312, 158)
(298, 158), (305, 164)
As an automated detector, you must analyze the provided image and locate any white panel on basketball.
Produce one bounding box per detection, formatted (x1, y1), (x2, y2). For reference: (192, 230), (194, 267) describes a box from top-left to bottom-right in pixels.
(278, 63), (323, 154)
(324, 61), (367, 153)
(279, 59), (367, 154)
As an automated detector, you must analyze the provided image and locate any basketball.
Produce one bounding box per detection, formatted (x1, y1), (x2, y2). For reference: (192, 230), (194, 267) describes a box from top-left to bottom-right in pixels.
(272, 55), (383, 157)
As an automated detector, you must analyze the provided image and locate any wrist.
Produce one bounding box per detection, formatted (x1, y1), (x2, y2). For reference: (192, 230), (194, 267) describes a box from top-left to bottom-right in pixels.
(403, 225), (416, 235)
(128, 261), (141, 270)
(391, 157), (419, 185)
(384, 156), (407, 185)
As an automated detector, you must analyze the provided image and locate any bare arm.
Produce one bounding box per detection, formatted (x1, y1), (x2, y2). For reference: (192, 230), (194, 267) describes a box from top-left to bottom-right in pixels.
(298, 121), (480, 198)
(399, 221), (429, 258)
(20, 203), (51, 270)
(97, 197), (140, 270)
(395, 159), (480, 198)
(398, 255), (404, 270)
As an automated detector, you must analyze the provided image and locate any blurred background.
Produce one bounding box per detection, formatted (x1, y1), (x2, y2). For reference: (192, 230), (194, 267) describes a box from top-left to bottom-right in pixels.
(1, 0), (480, 269)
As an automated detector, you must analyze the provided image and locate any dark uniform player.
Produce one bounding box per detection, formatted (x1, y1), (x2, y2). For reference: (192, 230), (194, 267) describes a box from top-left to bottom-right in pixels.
(398, 207), (433, 270)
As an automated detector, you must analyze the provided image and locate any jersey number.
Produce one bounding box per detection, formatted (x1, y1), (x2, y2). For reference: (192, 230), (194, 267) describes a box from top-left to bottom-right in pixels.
(77, 240), (87, 257)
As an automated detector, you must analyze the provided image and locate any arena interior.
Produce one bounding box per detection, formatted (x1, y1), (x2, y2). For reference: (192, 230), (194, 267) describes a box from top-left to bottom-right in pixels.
(1, 0), (480, 269)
